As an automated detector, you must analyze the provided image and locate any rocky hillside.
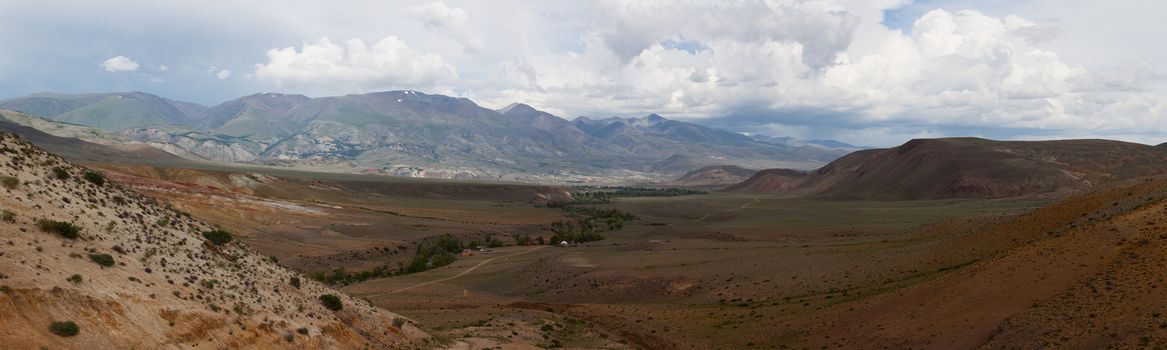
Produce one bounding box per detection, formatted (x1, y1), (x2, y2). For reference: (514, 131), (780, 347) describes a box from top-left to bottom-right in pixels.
(0, 131), (428, 348)
(730, 137), (1167, 199)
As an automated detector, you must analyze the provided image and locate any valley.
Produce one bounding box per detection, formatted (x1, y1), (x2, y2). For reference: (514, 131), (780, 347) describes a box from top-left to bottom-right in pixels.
(66, 152), (1076, 349)
(5, 2), (1166, 349)
(7, 113), (1167, 348)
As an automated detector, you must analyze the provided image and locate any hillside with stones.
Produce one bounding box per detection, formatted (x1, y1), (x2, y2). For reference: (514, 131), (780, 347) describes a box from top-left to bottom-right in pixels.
(0, 130), (429, 349)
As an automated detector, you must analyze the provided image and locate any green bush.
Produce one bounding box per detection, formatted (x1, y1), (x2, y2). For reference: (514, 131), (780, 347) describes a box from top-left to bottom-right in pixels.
(202, 230), (233, 245)
(36, 219), (81, 239)
(290, 276), (301, 288)
(319, 294), (343, 311)
(392, 318), (405, 328)
(0, 176), (17, 189)
(1, 210), (14, 223)
(48, 320), (79, 337)
(88, 253), (115, 267)
(67, 274), (83, 284)
(82, 170), (105, 186)
(51, 167), (70, 180)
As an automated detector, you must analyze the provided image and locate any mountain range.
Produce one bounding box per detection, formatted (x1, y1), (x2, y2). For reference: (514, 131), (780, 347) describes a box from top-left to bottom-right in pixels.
(0, 91), (852, 182)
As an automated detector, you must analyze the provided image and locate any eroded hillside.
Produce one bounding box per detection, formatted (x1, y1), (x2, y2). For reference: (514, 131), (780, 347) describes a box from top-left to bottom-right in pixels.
(0, 131), (429, 349)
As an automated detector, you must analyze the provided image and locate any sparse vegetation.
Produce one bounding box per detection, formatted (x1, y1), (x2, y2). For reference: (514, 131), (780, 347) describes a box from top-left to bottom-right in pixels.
(202, 229), (233, 245)
(1, 210), (14, 223)
(290, 276), (301, 288)
(405, 234), (462, 274)
(554, 186), (706, 205)
(88, 253), (115, 267)
(36, 219), (81, 239)
(48, 321), (79, 337)
(0, 175), (17, 189)
(546, 206), (636, 245)
(319, 294), (343, 311)
(67, 274), (83, 284)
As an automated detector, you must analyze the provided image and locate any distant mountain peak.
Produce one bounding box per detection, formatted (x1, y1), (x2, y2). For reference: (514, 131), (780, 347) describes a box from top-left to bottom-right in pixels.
(498, 102), (536, 115)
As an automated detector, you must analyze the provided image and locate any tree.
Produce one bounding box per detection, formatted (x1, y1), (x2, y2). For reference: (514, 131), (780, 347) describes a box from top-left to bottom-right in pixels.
(88, 253), (115, 267)
(49, 321), (80, 337)
(319, 294), (343, 311)
(82, 170), (106, 186)
(202, 230), (233, 245)
(37, 219), (80, 239)
(51, 167), (70, 180)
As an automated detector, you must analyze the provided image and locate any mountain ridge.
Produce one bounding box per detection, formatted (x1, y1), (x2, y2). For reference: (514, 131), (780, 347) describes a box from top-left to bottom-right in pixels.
(1, 91), (851, 182)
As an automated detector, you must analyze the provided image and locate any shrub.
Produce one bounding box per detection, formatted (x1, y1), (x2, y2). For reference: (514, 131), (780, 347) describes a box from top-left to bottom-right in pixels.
(319, 294), (343, 311)
(51, 167), (69, 180)
(290, 276), (301, 288)
(82, 170), (105, 186)
(48, 321), (79, 337)
(1, 210), (14, 223)
(202, 230), (233, 245)
(36, 219), (81, 239)
(0, 176), (17, 189)
(67, 274), (83, 284)
(392, 318), (405, 328)
(88, 253), (115, 267)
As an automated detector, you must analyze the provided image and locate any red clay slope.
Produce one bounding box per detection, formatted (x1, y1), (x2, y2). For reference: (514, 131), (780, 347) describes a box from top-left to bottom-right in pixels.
(730, 137), (1167, 199)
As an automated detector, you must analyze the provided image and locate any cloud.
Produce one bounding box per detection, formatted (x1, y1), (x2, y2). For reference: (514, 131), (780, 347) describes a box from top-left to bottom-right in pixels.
(216, 69), (232, 80)
(5, 1), (1167, 146)
(254, 36), (457, 91)
(405, 1), (482, 52)
(463, 4), (1167, 146)
(101, 56), (139, 72)
(157, 64), (169, 71)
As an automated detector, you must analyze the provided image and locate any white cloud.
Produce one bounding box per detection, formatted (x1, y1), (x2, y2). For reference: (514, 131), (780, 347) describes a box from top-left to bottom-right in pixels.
(406, 1), (483, 52)
(6, 0), (1165, 145)
(459, 3), (1167, 145)
(216, 69), (232, 80)
(157, 64), (169, 71)
(101, 55), (139, 72)
(254, 37), (457, 92)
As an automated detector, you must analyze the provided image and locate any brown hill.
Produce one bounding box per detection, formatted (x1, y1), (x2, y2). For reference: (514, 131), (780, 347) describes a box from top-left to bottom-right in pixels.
(789, 174), (1167, 348)
(666, 165), (759, 187)
(731, 137), (1167, 199)
(0, 131), (429, 348)
(721, 168), (804, 192)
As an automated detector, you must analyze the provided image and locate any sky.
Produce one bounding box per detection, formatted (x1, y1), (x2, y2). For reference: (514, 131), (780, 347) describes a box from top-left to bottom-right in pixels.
(1, 0), (1165, 147)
